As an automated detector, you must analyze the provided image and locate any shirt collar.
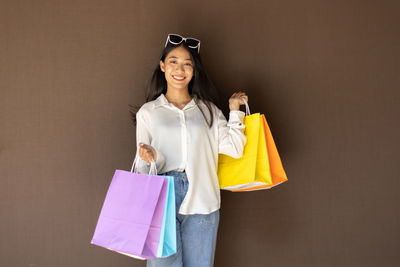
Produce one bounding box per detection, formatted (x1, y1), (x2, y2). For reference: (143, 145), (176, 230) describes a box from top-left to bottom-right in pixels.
(153, 93), (197, 110)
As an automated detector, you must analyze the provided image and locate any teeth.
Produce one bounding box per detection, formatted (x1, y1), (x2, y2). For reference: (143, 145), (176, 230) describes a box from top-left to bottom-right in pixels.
(173, 76), (184, 80)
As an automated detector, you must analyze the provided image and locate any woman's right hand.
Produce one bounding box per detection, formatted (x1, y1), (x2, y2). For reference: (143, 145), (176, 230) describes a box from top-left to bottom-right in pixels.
(139, 143), (157, 164)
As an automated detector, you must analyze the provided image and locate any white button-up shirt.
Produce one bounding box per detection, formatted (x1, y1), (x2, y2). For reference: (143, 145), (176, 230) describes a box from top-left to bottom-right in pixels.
(135, 93), (246, 215)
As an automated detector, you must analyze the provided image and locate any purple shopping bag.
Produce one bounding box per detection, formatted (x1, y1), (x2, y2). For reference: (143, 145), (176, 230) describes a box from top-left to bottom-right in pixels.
(91, 159), (170, 259)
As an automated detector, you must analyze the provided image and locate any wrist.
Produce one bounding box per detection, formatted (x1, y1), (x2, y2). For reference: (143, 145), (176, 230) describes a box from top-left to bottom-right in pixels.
(229, 104), (240, 111)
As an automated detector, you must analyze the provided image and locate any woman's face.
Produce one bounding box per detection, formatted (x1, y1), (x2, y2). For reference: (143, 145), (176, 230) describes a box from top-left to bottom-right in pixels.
(160, 46), (194, 93)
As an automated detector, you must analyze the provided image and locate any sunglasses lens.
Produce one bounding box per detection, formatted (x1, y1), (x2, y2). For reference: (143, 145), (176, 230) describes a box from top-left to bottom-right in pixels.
(169, 34), (183, 44)
(185, 38), (200, 48)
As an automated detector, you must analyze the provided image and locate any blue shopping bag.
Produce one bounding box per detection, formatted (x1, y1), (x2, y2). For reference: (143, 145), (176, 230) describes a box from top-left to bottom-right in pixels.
(157, 176), (176, 257)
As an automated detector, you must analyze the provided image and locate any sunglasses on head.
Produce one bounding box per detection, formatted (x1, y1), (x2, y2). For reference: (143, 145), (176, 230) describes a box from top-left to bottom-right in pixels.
(164, 34), (201, 53)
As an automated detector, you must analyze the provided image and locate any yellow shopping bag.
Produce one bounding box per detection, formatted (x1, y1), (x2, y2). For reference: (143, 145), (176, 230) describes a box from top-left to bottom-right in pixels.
(232, 114), (288, 191)
(218, 102), (273, 191)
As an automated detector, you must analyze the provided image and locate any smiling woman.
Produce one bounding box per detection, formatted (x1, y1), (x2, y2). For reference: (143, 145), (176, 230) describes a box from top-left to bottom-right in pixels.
(130, 33), (248, 267)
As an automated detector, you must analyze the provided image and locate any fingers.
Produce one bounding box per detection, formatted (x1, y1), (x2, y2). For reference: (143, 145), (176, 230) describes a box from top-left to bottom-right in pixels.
(231, 91), (248, 104)
(139, 143), (155, 164)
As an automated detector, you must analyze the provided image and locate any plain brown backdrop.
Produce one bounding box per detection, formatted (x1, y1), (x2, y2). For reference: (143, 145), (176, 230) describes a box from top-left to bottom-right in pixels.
(1, 0), (399, 266)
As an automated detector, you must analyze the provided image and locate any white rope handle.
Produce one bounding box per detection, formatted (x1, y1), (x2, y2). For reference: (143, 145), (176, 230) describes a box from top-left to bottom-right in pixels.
(240, 97), (251, 115)
(130, 148), (157, 175)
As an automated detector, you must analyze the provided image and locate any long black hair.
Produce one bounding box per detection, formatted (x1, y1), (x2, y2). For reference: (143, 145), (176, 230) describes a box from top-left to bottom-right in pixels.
(129, 40), (220, 128)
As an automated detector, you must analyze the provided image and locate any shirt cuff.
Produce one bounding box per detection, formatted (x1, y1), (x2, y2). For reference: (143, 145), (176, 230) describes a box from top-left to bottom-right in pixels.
(227, 110), (246, 128)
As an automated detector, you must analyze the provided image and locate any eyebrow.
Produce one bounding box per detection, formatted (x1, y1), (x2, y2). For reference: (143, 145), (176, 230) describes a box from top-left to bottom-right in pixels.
(167, 56), (192, 61)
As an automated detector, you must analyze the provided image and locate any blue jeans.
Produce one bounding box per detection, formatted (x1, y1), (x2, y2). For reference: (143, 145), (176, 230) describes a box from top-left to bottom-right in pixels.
(146, 171), (220, 267)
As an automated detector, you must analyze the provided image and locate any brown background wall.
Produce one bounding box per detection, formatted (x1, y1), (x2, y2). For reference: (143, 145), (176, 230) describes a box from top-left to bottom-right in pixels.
(1, 0), (399, 266)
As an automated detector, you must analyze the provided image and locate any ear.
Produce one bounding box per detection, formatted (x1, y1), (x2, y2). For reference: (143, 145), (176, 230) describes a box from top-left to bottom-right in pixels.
(159, 60), (165, 72)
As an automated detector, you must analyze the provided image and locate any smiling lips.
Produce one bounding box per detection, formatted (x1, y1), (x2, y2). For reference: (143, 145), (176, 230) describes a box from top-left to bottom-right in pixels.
(172, 75), (185, 81)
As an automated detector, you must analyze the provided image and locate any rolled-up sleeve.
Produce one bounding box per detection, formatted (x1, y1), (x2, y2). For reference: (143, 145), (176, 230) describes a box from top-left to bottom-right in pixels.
(217, 108), (247, 158)
(135, 109), (166, 173)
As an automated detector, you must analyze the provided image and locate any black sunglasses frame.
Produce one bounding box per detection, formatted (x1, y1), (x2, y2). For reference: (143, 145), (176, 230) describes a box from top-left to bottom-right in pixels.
(164, 34), (201, 53)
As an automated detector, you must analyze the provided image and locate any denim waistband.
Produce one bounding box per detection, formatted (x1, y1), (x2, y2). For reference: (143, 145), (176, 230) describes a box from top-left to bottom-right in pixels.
(160, 170), (187, 180)
(161, 169), (185, 175)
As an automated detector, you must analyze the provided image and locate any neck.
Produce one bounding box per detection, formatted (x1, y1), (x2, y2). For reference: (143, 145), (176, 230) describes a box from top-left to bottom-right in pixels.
(165, 88), (192, 103)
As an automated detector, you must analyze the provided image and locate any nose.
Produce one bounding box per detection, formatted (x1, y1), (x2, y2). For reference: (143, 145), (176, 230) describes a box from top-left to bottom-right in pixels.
(175, 63), (185, 73)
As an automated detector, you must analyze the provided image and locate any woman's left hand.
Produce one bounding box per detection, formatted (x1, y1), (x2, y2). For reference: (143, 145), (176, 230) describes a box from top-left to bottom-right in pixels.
(229, 91), (248, 111)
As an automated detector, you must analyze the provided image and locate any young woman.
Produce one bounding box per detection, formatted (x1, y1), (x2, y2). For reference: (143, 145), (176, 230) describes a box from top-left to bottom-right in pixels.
(133, 34), (248, 267)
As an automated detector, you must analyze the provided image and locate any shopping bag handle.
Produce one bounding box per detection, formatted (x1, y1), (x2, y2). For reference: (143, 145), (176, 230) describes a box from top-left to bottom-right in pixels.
(130, 149), (157, 175)
(240, 97), (251, 116)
